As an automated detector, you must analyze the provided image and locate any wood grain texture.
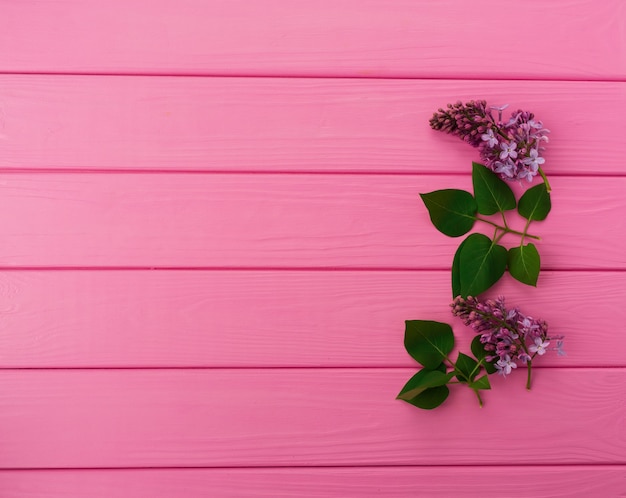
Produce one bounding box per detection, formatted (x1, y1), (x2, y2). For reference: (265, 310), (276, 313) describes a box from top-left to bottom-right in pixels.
(1, 0), (624, 79)
(0, 270), (619, 368)
(0, 368), (623, 468)
(1, 75), (625, 174)
(1, 0), (623, 489)
(0, 174), (622, 269)
(0, 466), (624, 497)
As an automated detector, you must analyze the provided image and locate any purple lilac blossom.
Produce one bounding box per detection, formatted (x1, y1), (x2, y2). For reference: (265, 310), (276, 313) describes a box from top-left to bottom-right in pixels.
(481, 128), (498, 147)
(430, 101), (550, 182)
(450, 295), (564, 377)
(529, 338), (550, 355)
(495, 355), (517, 376)
(499, 141), (518, 160)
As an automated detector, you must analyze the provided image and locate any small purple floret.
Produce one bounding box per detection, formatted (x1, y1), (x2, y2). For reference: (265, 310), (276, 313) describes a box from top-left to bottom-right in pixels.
(495, 355), (517, 376)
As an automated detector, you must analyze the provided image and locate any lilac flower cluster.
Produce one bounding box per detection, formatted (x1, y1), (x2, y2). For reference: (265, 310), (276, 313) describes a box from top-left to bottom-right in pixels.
(451, 295), (565, 377)
(430, 100), (550, 182)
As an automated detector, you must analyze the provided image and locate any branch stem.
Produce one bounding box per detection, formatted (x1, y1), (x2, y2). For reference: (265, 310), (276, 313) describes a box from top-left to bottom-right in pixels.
(474, 389), (484, 407)
(538, 168), (551, 193)
(477, 217), (541, 240)
(520, 218), (533, 245)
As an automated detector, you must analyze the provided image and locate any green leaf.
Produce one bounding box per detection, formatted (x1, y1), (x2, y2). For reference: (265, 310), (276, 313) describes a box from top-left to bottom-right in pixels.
(472, 162), (516, 215)
(508, 243), (540, 286)
(420, 189), (477, 237)
(399, 385), (450, 410)
(470, 375), (491, 391)
(397, 368), (454, 401)
(433, 362), (447, 374)
(404, 320), (455, 369)
(459, 233), (507, 297)
(451, 235), (470, 298)
(471, 335), (497, 374)
(454, 352), (479, 383)
(518, 183), (551, 221)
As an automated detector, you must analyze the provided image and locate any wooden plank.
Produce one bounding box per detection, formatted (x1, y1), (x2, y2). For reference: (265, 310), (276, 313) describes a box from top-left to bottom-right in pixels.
(0, 466), (624, 497)
(1, 75), (625, 174)
(0, 270), (619, 368)
(0, 368), (623, 468)
(0, 1), (623, 79)
(0, 174), (622, 269)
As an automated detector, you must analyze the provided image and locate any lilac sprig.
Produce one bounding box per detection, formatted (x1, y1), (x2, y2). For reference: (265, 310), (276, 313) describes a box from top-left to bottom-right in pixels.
(398, 99), (559, 410)
(451, 295), (565, 389)
(430, 100), (550, 188)
(398, 295), (565, 408)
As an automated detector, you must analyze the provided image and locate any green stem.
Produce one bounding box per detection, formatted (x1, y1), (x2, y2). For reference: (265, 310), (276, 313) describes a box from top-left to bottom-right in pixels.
(526, 361), (533, 390)
(495, 127), (509, 141)
(520, 218), (533, 245)
(474, 389), (484, 408)
(500, 211), (509, 230)
(467, 358), (484, 381)
(477, 217), (541, 240)
(445, 357), (488, 408)
(493, 231), (506, 246)
(442, 355), (456, 369)
(538, 167), (551, 193)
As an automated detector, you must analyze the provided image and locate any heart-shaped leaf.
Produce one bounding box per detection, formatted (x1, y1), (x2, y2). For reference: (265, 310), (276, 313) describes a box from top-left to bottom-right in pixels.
(454, 352), (480, 383)
(470, 375), (491, 391)
(518, 183), (551, 221)
(472, 162), (516, 215)
(420, 189), (477, 237)
(451, 235), (471, 298)
(471, 335), (497, 374)
(397, 368), (454, 401)
(459, 233), (507, 297)
(404, 320), (455, 369)
(399, 385), (450, 409)
(508, 243), (540, 286)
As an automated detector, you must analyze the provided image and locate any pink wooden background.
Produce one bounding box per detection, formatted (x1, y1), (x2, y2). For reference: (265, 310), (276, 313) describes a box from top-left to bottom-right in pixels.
(0, 1), (625, 496)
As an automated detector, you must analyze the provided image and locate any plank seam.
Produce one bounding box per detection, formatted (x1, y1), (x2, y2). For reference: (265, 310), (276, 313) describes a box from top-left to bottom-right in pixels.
(2, 169), (626, 178)
(1, 463), (624, 471)
(1, 366), (623, 371)
(1, 71), (625, 83)
(0, 267), (623, 272)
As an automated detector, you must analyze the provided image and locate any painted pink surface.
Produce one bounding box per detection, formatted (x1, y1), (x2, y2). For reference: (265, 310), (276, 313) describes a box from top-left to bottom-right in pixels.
(0, 174), (622, 268)
(0, 0), (624, 79)
(1, 467), (624, 498)
(1, 76), (624, 174)
(0, 1), (625, 496)
(0, 270), (622, 368)
(0, 369), (623, 468)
